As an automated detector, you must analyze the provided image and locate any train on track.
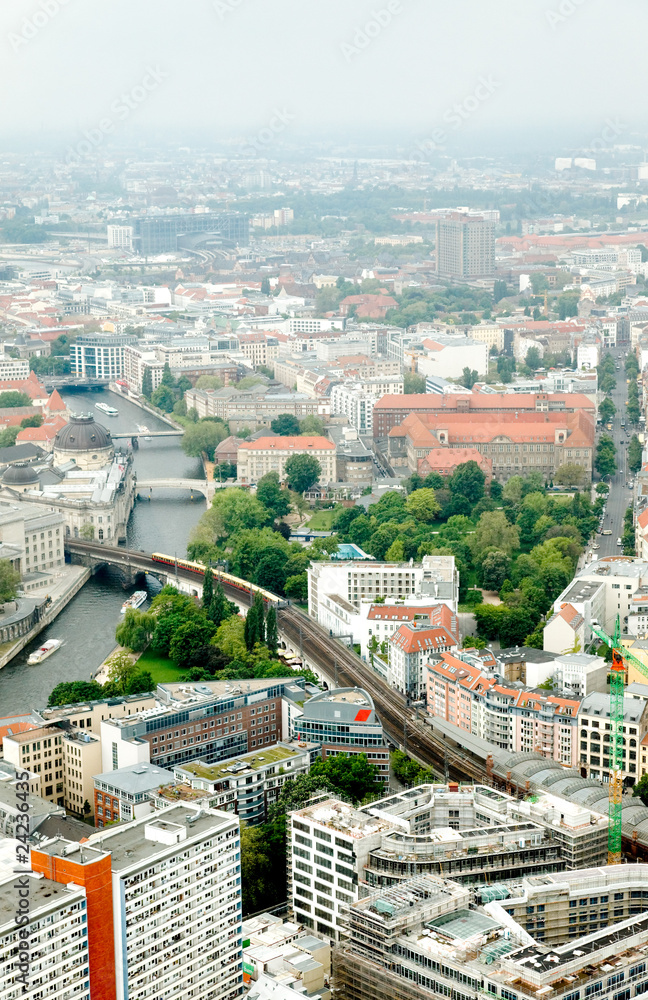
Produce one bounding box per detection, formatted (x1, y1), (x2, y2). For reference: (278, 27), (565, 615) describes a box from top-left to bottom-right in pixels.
(151, 552), (281, 606)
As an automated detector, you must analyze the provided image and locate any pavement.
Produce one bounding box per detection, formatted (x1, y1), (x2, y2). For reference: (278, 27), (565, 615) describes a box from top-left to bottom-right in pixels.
(590, 346), (634, 561)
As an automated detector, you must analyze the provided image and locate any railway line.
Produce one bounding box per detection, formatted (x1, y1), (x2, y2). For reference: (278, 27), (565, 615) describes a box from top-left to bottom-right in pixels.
(276, 604), (488, 784)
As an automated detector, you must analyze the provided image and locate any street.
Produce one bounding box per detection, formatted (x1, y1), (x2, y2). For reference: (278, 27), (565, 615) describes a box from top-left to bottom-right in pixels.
(592, 346), (632, 560)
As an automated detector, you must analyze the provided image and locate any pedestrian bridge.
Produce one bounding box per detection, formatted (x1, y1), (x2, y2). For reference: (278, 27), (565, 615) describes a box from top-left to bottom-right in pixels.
(136, 478), (216, 501)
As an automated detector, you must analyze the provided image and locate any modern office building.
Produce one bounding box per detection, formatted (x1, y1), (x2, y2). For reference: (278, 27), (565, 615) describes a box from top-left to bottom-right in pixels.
(70, 332), (137, 379)
(29, 803), (243, 1000)
(107, 224), (134, 250)
(292, 689), (389, 786)
(93, 761), (174, 827)
(334, 866), (648, 1000)
(435, 212), (495, 278)
(132, 212), (249, 254)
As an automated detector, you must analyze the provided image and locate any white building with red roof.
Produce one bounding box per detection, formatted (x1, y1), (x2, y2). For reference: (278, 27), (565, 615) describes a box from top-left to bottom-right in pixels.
(388, 619), (459, 700)
(543, 602), (586, 655)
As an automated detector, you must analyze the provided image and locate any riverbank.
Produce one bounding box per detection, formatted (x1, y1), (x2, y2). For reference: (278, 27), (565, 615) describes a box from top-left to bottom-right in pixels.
(0, 565), (90, 669)
(108, 383), (184, 430)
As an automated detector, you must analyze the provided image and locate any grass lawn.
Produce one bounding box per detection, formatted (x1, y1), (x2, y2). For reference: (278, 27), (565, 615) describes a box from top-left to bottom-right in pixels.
(308, 509), (336, 530)
(137, 648), (184, 683)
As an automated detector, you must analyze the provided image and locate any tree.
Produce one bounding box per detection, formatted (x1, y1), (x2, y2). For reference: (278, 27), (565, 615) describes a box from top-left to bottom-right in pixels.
(403, 372), (426, 394)
(245, 593), (265, 650)
(160, 362), (175, 388)
(285, 454), (321, 493)
(195, 374), (223, 390)
(20, 414), (42, 428)
(449, 461), (486, 503)
(265, 606), (278, 653)
(182, 421), (230, 462)
(256, 471), (291, 517)
(256, 550), (288, 593)
(599, 397), (616, 423)
(170, 619), (216, 668)
(300, 415), (325, 435)
(194, 489), (271, 546)
(385, 539), (405, 561)
(525, 346), (542, 371)
(470, 511), (520, 560)
(209, 582), (234, 627)
(0, 391), (31, 407)
(240, 822), (275, 914)
(460, 367), (479, 389)
(150, 385), (176, 412)
(271, 413), (301, 436)
(493, 279), (508, 303)
(285, 573), (308, 601)
(595, 435), (617, 479)
(47, 679), (106, 707)
(79, 524), (95, 540)
(261, 276), (271, 295)
(215, 615), (246, 658)
(115, 609), (156, 652)
(629, 435), (643, 474)
(554, 463), (586, 488)
(405, 487), (441, 523)
(202, 566), (214, 609)
(0, 559), (20, 602)
(480, 550), (511, 591)
(310, 753), (383, 803)
(633, 774), (648, 807)
(105, 651), (154, 696)
(0, 426), (19, 448)
(530, 272), (548, 294)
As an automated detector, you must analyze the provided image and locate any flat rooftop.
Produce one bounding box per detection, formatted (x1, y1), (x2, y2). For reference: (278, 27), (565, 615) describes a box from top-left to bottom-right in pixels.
(0, 873), (85, 932)
(293, 797), (395, 839)
(177, 742), (307, 781)
(428, 908), (501, 941)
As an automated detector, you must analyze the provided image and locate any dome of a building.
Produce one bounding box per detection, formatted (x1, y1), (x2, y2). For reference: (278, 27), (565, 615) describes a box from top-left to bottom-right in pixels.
(54, 414), (112, 453)
(1, 463), (39, 486)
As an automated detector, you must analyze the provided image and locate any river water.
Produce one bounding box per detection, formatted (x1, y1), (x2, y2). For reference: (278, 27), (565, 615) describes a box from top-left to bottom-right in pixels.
(0, 389), (207, 713)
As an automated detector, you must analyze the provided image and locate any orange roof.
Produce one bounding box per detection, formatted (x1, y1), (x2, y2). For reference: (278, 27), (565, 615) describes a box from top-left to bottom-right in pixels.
(46, 389), (66, 412)
(557, 603), (584, 629)
(390, 621), (457, 654)
(638, 509), (648, 531)
(374, 392), (594, 412)
(0, 721), (39, 745)
(238, 436), (335, 451)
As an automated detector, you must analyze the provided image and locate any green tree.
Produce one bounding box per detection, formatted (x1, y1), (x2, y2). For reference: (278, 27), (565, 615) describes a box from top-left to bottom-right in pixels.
(480, 550), (511, 591)
(240, 823), (275, 914)
(525, 346), (542, 371)
(633, 774), (648, 807)
(595, 435), (617, 479)
(209, 582), (234, 627)
(115, 609), (155, 652)
(470, 511), (520, 560)
(530, 273), (548, 294)
(194, 489), (271, 546)
(405, 487), (441, 523)
(310, 753), (383, 803)
(170, 619), (216, 667)
(385, 539), (406, 561)
(629, 435), (643, 474)
(299, 415), (325, 435)
(460, 367), (479, 389)
(0, 391), (31, 408)
(449, 461), (486, 503)
(215, 615), (246, 658)
(256, 471), (291, 517)
(160, 362), (175, 388)
(202, 566), (214, 609)
(0, 559), (20, 602)
(599, 397), (616, 423)
(493, 279), (508, 303)
(150, 385), (176, 412)
(285, 573), (308, 601)
(0, 426), (19, 448)
(284, 454), (321, 493)
(256, 550), (288, 593)
(271, 413), (301, 436)
(47, 680), (106, 707)
(106, 651), (153, 696)
(79, 524), (95, 540)
(554, 463), (586, 488)
(182, 420), (230, 461)
(261, 276), (271, 295)
(195, 374), (223, 390)
(20, 414), (42, 428)
(265, 606), (278, 653)
(403, 372), (426, 394)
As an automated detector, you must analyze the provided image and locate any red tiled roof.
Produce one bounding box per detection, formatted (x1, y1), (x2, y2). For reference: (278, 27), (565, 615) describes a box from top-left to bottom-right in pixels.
(238, 436), (335, 451)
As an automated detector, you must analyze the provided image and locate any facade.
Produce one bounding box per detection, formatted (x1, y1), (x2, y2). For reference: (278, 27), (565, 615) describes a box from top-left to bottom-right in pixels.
(0, 873), (91, 1000)
(107, 224), (134, 249)
(0, 355), (29, 380)
(543, 602), (586, 654)
(435, 212), (496, 278)
(173, 741), (312, 825)
(309, 555), (459, 623)
(3, 722), (102, 817)
(578, 690), (648, 783)
(237, 436), (336, 485)
(29, 804), (243, 1000)
(330, 379), (403, 436)
(237, 332), (280, 368)
(100, 677), (308, 772)
(292, 689), (389, 786)
(334, 865), (648, 1000)
(70, 332), (136, 379)
(185, 386), (318, 429)
(132, 211), (248, 254)
(53, 413), (114, 470)
(93, 761), (174, 827)
(388, 620), (459, 699)
(0, 499), (65, 575)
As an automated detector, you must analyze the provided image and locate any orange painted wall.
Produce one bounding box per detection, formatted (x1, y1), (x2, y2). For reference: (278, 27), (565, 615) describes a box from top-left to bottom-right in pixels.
(31, 849), (116, 1000)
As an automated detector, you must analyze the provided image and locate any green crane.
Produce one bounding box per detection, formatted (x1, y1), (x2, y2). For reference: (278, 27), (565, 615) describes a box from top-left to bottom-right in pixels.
(590, 614), (648, 863)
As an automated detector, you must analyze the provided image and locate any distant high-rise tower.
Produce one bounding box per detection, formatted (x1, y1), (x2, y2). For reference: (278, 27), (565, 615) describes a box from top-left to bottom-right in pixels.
(435, 212), (495, 279)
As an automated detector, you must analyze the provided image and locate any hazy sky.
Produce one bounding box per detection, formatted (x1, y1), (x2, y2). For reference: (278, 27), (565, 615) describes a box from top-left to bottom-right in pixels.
(0, 0), (644, 151)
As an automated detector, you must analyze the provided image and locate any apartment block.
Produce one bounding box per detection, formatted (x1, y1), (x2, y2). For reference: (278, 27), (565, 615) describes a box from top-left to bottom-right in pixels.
(330, 379), (403, 435)
(0, 355), (29, 380)
(100, 677), (308, 772)
(237, 436), (336, 485)
(173, 741), (312, 825)
(93, 761), (173, 827)
(0, 873), (91, 1000)
(308, 555), (459, 623)
(29, 804), (242, 1000)
(70, 332), (136, 379)
(435, 212), (495, 278)
(292, 689), (389, 785)
(388, 619), (459, 700)
(578, 690), (648, 783)
(107, 224), (134, 250)
(237, 332), (280, 368)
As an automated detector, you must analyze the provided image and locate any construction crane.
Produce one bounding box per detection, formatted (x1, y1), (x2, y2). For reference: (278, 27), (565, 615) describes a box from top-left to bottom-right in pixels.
(590, 615), (648, 863)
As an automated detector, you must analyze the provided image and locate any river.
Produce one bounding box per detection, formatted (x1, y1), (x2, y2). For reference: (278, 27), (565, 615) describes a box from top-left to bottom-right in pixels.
(0, 388), (208, 713)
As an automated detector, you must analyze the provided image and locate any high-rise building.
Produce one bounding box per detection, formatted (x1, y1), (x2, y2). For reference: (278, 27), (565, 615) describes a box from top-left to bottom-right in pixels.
(28, 803), (243, 1000)
(70, 332), (137, 380)
(435, 212), (495, 278)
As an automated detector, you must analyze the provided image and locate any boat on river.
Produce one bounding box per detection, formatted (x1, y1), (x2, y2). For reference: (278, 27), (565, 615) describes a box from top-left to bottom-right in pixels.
(120, 591), (147, 615)
(96, 402), (118, 416)
(28, 639), (63, 665)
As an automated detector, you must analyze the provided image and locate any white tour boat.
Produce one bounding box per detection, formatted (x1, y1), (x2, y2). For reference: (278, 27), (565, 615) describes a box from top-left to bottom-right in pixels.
(28, 639), (63, 665)
(121, 591), (147, 615)
(96, 401), (118, 416)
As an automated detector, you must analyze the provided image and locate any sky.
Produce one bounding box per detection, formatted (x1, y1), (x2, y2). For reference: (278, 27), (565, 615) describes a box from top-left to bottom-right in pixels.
(0, 0), (644, 153)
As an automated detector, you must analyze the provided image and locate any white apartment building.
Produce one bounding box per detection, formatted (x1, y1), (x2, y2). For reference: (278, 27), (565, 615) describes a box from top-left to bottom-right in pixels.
(237, 436), (336, 485)
(107, 224), (134, 250)
(29, 804), (243, 1000)
(559, 558), (648, 635)
(289, 796), (397, 942)
(330, 377), (403, 435)
(0, 355), (29, 380)
(70, 332), (136, 380)
(416, 333), (489, 380)
(309, 555), (459, 622)
(0, 872), (91, 1000)
(122, 343), (164, 392)
(577, 340), (600, 370)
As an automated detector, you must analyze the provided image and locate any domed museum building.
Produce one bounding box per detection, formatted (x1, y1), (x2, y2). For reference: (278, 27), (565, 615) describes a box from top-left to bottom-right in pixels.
(53, 414), (114, 471)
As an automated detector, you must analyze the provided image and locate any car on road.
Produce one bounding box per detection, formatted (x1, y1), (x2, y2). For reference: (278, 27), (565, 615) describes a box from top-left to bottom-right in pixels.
(602, 529), (613, 535)
(617, 538), (623, 546)
(592, 543), (600, 549)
